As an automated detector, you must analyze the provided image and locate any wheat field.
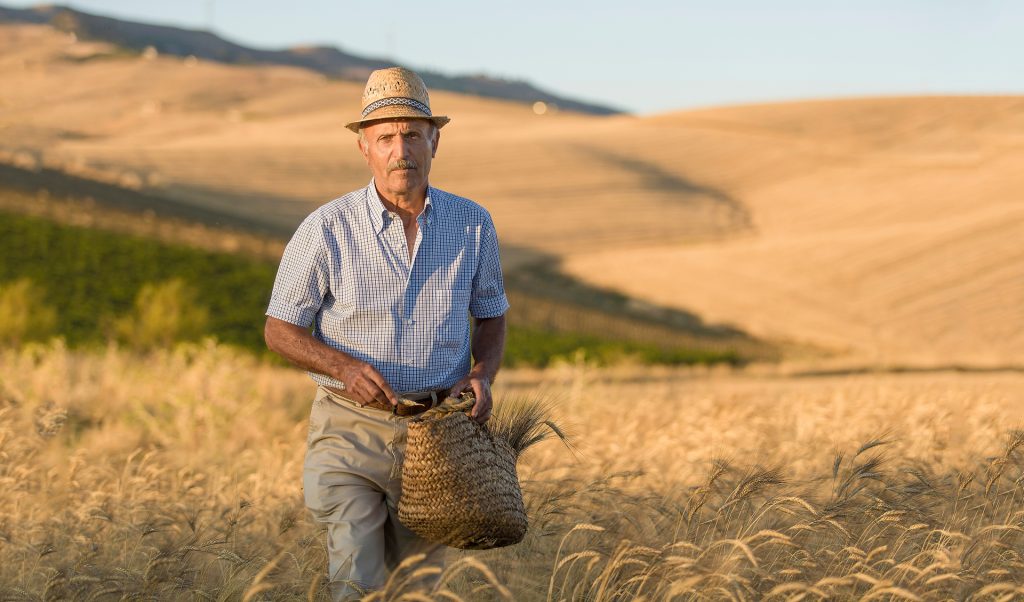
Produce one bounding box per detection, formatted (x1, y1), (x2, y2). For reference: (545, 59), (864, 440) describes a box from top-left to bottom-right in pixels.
(3, 341), (1024, 600)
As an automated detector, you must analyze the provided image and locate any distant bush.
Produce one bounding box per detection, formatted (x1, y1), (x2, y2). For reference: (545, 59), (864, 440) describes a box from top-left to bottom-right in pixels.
(505, 325), (740, 367)
(0, 209), (740, 366)
(114, 278), (210, 349)
(0, 210), (276, 351)
(0, 278), (56, 346)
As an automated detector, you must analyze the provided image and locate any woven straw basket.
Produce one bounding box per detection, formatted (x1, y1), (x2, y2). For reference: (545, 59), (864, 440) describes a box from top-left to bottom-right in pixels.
(398, 396), (528, 550)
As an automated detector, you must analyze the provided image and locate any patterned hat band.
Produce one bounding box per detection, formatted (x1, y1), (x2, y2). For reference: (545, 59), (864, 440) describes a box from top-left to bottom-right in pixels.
(361, 97), (432, 118)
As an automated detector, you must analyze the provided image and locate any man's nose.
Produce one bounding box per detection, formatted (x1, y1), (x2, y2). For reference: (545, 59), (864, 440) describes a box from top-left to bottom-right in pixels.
(392, 135), (407, 154)
(393, 135), (414, 159)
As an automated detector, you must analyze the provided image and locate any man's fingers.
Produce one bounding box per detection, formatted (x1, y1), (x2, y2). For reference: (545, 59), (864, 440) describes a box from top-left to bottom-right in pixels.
(447, 376), (492, 422)
(469, 378), (492, 422)
(473, 399), (491, 423)
(469, 384), (481, 416)
(448, 379), (470, 399)
(379, 382), (399, 407)
(357, 363), (397, 406)
(468, 378), (489, 415)
(351, 381), (381, 407)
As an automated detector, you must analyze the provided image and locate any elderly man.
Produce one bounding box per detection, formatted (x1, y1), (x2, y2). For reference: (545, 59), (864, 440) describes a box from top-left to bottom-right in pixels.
(263, 67), (509, 598)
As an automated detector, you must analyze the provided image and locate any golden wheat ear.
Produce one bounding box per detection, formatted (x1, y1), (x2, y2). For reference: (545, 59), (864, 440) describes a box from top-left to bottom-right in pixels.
(487, 396), (575, 458)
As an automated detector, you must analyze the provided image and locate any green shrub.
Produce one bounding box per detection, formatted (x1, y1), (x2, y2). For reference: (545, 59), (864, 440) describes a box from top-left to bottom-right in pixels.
(0, 209), (742, 366)
(505, 325), (740, 367)
(0, 210), (275, 351)
(114, 278), (210, 349)
(0, 278), (57, 346)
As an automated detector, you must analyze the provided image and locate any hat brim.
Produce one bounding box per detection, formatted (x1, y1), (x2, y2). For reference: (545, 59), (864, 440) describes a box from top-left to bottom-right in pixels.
(345, 105), (450, 133)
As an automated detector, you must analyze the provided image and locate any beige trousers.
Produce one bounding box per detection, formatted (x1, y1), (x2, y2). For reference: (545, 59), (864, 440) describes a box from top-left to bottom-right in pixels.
(304, 386), (445, 600)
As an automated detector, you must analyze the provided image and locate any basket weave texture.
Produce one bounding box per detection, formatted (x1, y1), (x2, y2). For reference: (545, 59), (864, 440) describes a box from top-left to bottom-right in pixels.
(398, 399), (528, 550)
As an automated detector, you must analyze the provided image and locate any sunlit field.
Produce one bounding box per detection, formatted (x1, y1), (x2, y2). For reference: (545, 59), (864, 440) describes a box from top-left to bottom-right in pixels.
(3, 342), (1024, 600)
(4, 12), (1024, 602)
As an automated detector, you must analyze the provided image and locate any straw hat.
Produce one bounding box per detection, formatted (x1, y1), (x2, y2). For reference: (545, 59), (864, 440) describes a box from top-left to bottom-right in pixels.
(345, 67), (451, 133)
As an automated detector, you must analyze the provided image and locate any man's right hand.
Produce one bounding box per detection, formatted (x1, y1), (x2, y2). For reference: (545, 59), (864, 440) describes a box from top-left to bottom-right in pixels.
(333, 357), (399, 409)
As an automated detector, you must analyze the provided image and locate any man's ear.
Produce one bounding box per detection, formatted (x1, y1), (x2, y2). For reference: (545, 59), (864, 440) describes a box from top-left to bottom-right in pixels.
(357, 134), (369, 162)
(431, 129), (440, 158)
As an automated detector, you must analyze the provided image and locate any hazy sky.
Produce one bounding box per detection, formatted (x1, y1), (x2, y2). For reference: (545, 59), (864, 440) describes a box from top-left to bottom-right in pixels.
(6, 0), (1023, 114)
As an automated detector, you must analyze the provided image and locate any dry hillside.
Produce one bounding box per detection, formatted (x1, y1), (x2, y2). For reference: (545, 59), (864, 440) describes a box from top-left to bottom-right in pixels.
(0, 24), (742, 260)
(563, 98), (1024, 368)
(2, 23), (1022, 367)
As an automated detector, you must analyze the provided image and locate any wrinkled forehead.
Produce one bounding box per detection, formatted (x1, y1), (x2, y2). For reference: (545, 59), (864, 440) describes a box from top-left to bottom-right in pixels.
(359, 117), (434, 135)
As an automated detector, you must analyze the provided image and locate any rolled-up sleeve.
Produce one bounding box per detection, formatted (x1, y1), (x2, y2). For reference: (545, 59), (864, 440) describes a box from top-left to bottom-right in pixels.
(266, 213), (330, 328)
(469, 216), (510, 319)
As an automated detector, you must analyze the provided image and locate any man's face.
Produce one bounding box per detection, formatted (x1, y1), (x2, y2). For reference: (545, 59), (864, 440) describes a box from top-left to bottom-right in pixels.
(357, 118), (439, 199)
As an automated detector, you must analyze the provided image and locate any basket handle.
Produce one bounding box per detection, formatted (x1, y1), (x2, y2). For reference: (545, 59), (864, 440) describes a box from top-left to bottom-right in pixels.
(412, 391), (476, 421)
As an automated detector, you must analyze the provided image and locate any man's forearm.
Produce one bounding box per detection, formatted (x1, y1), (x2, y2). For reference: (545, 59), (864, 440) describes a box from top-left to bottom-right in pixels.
(264, 316), (351, 382)
(265, 317), (399, 406)
(469, 314), (507, 383)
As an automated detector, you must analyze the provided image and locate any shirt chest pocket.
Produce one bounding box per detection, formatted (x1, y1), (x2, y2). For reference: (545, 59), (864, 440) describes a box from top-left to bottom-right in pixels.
(331, 275), (394, 323)
(430, 289), (471, 350)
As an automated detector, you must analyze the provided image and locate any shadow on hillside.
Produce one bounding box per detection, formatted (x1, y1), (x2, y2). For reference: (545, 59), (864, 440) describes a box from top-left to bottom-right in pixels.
(0, 162), (778, 363)
(572, 145), (753, 233)
(503, 251), (774, 361)
(0, 162), (294, 238)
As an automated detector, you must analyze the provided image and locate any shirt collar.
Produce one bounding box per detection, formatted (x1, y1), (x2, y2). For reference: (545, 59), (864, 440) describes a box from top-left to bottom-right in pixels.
(365, 179), (435, 234)
(365, 179), (388, 235)
(422, 188), (435, 228)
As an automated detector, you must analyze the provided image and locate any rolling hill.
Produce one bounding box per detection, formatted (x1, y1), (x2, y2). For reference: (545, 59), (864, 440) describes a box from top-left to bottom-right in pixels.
(1, 21), (1021, 368)
(563, 98), (1024, 367)
(0, 4), (621, 115)
(0, 23), (745, 259)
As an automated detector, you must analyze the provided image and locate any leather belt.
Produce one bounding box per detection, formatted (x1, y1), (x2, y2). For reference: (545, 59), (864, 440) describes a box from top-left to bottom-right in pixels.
(323, 386), (450, 417)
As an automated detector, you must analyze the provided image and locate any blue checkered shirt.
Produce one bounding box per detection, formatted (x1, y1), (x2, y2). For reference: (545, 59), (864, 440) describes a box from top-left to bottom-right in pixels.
(266, 180), (510, 394)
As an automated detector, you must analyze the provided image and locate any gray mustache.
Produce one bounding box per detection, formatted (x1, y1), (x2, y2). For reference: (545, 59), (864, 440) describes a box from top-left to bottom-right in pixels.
(388, 159), (418, 173)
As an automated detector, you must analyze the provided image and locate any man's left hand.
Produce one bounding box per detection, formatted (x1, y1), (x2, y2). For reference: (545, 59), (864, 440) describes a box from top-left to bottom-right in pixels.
(449, 374), (492, 424)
